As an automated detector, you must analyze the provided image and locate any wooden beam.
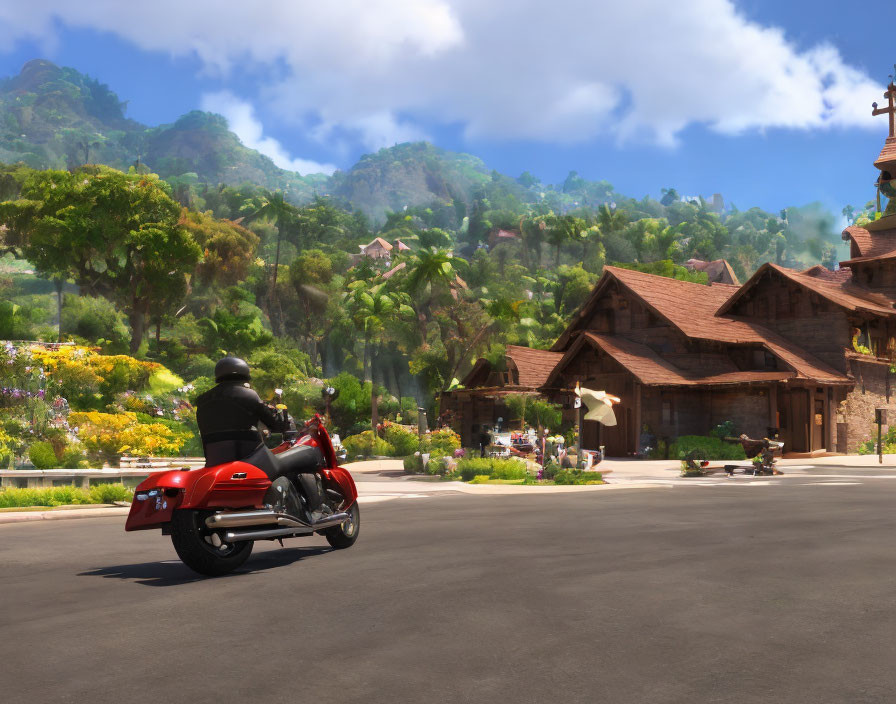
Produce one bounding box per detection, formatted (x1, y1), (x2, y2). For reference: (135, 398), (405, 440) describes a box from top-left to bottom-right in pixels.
(633, 381), (642, 455)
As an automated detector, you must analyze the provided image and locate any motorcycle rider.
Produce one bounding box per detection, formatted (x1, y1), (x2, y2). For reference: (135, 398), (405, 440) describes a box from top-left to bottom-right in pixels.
(195, 357), (328, 521)
(195, 357), (290, 466)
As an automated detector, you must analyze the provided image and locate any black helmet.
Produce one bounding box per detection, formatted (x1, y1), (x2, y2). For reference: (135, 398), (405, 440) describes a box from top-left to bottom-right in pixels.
(215, 356), (251, 383)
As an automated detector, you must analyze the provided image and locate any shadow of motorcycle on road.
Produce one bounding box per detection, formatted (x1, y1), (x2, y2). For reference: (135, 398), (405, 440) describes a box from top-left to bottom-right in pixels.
(78, 546), (331, 587)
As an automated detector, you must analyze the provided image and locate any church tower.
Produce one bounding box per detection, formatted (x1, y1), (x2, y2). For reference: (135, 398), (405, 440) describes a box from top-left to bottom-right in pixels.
(872, 82), (896, 209)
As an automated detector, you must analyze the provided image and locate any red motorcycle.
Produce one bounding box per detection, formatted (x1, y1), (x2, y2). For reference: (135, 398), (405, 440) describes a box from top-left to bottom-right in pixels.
(125, 414), (359, 576)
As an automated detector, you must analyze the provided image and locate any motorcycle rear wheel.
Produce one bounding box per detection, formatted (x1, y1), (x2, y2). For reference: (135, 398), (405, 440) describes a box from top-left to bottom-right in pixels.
(324, 501), (360, 549)
(170, 509), (253, 576)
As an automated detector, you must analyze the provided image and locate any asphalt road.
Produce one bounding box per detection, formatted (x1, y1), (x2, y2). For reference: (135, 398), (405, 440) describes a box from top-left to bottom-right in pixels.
(4, 483), (896, 703)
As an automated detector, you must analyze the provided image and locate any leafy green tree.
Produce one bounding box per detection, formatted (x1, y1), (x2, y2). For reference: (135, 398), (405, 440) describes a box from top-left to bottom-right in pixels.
(199, 308), (273, 357)
(660, 187), (680, 207)
(178, 209), (259, 288)
(287, 249), (345, 365)
(553, 266), (595, 316)
(505, 394), (563, 431)
(0, 165), (200, 353)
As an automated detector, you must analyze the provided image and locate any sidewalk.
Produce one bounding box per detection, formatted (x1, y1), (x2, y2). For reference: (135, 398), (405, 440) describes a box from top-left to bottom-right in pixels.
(598, 454), (896, 483)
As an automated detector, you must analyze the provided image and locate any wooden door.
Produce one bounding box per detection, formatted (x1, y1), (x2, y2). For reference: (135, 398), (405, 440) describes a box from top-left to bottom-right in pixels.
(789, 389), (810, 453)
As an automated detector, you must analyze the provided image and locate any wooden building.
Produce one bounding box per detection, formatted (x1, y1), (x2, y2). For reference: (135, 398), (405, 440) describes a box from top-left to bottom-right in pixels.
(440, 345), (563, 447)
(543, 266), (853, 456)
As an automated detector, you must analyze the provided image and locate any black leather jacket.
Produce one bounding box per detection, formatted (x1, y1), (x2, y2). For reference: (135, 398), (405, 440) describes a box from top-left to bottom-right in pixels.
(195, 380), (289, 465)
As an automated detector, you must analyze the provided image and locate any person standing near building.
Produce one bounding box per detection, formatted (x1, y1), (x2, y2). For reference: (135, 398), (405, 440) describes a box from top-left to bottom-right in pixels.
(478, 426), (492, 458)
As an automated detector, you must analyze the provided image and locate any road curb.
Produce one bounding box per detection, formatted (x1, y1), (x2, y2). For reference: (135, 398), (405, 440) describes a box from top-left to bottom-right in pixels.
(0, 507), (129, 525)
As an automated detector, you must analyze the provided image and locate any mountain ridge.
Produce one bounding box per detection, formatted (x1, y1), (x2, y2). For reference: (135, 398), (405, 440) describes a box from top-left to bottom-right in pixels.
(0, 59), (517, 221)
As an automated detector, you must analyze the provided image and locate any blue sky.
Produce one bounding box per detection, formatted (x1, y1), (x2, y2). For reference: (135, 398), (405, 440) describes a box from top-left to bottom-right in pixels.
(0, 0), (891, 217)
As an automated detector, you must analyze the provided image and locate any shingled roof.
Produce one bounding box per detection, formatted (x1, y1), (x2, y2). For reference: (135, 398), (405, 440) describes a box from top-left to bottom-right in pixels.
(717, 263), (896, 318)
(362, 237), (393, 252)
(875, 136), (896, 171)
(552, 266), (739, 351)
(505, 345), (563, 389)
(801, 265), (852, 283)
(544, 333), (797, 388)
(552, 265), (849, 384)
(459, 345), (563, 391)
(841, 219), (896, 261)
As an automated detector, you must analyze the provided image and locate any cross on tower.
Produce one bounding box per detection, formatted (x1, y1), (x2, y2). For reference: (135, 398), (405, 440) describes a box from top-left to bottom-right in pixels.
(872, 80), (896, 138)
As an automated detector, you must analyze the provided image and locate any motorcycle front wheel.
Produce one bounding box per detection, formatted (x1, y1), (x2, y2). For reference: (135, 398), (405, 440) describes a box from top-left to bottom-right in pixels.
(323, 501), (360, 549)
(170, 509), (253, 576)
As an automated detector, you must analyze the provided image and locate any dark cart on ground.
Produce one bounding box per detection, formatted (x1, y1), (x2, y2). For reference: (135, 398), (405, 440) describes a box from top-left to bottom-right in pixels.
(681, 434), (784, 477)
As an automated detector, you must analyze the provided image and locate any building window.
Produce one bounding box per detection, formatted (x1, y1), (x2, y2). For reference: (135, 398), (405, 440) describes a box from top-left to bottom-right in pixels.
(662, 399), (673, 425)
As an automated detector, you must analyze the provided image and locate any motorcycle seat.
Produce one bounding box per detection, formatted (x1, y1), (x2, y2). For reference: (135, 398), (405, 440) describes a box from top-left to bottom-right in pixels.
(240, 442), (324, 479)
(272, 443), (325, 476)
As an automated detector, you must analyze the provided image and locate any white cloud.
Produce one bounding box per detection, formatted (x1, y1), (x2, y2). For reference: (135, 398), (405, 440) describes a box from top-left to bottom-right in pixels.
(2, 0), (884, 150)
(200, 91), (336, 175)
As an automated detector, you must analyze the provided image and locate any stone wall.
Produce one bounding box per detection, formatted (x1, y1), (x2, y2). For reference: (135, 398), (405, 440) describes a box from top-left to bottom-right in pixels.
(841, 357), (896, 452)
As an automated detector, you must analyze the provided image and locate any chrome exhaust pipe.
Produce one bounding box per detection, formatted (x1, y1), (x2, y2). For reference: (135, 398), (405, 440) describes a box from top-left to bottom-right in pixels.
(222, 512), (352, 542)
(205, 510), (280, 529)
(224, 526), (315, 542)
(308, 511), (351, 531)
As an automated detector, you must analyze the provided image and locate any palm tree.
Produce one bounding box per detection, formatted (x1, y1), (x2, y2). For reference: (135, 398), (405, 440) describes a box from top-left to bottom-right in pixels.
(242, 190), (298, 290)
(242, 190), (298, 332)
(403, 248), (467, 321)
(596, 203), (628, 236)
(577, 224), (601, 264)
(519, 216), (547, 269)
(550, 215), (587, 267)
(345, 287), (414, 432)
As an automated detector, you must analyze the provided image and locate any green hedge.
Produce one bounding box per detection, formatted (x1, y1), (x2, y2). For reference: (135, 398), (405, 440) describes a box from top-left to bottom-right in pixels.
(342, 431), (395, 458)
(553, 469), (603, 485)
(456, 457), (528, 482)
(403, 454), (423, 473)
(28, 441), (58, 469)
(668, 435), (746, 461)
(0, 484), (133, 508)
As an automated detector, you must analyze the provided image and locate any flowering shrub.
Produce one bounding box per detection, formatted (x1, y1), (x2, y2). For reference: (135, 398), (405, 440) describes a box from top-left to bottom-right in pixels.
(25, 344), (159, 406)
(69, 411), (191, 463)
(422, 428), (461, 456)
(0, 426), (13, 466)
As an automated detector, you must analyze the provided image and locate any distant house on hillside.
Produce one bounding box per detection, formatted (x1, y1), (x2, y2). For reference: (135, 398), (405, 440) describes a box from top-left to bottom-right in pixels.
(488, 229), (521, 249)
(358, 237), (412, 261)
(359, 237), (393, 260)
(685, 258), (740, 285)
